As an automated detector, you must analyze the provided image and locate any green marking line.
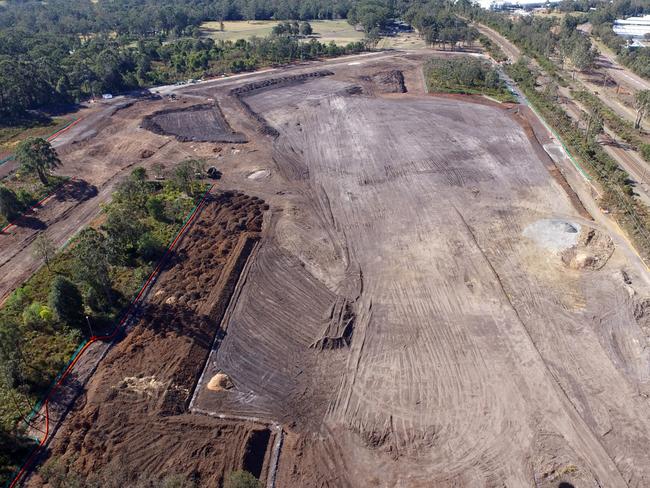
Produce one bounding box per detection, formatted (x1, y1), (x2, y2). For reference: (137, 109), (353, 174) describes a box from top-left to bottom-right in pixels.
(526, 99), (592, 181)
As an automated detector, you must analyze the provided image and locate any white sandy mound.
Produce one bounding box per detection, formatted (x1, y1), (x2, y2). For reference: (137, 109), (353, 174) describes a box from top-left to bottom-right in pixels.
(207, 372), (234, 392)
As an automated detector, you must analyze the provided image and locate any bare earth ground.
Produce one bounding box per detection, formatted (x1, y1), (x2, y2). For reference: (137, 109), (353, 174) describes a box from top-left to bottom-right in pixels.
(19, 51), (650, 488)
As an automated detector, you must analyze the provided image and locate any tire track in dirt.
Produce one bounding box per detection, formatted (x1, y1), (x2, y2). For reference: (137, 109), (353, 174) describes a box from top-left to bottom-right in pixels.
(230, 77), (646, 486)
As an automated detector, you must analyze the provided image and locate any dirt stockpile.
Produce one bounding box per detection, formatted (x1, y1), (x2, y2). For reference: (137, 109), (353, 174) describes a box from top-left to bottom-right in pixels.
(230, 70), (334, 97)
(561, 226), (614, 270)
(142, 103), (247, 143)
(29, 192), (271, 486)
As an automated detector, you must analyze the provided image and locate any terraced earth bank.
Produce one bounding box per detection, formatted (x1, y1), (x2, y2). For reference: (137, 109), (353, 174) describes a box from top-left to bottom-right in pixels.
(191, 72), (650, 487)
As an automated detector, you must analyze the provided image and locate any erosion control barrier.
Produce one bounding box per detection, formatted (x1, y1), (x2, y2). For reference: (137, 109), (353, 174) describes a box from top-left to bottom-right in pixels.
(526, 103), (592, 181)
(7, 186), (213, 488)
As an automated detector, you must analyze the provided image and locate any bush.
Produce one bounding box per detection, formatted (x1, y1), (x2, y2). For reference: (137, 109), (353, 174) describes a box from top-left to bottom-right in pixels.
(0, 185), (22, 221)
(22, 302), (51, 328)
(48, 276), (83, 326)
(147, 195), (166, 221)
(225, 471), (261, 488)
(641, 144), (650, 163)
(137, 233), (165, 262)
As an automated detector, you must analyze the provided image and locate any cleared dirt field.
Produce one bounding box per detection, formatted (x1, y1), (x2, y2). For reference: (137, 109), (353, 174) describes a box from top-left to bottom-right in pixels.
(191, 65), (650, 487)
(21, 52), (650, 488)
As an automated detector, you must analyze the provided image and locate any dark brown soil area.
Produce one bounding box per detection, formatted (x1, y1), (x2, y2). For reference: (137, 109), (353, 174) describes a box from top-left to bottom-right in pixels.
(27, 192), (270, 486)
(142, 103), (247, 143)
(360, 70), (407, 94)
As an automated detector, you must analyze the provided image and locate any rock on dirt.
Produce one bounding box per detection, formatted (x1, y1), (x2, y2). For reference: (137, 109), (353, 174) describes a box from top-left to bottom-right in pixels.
(207, 372), (234, 392)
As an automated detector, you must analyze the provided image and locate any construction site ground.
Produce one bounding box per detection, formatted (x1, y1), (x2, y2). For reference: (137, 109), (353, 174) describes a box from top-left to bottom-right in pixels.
(13, 49), (650, 488)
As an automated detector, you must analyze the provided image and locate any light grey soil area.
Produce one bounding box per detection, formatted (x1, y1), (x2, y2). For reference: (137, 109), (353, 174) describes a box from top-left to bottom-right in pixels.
(191, 66), (650, 487)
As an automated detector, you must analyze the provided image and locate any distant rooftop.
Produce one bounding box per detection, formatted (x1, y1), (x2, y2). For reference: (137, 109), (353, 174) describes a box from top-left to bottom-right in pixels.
(475, 0), (561, 11)
(613, 14), (650, 39)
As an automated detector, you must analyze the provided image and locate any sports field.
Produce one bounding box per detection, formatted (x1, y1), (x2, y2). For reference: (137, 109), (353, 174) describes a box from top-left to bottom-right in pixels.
(200, 19), (365, 45)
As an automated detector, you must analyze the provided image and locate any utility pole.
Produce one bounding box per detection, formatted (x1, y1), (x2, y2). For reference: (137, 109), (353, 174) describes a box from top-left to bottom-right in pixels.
(85, 315), (95, 338)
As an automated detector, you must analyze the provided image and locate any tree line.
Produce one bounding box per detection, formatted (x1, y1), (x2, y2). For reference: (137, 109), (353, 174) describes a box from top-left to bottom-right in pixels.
(0, 0), (388, 123)
(404, 0), (478, 50)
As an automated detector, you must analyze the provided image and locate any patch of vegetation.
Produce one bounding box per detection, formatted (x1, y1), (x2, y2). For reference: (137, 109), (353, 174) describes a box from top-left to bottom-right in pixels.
(226, 470), (261, 488)
(201, 19), (364, 45)
(478, 34), (508, 62)
(41, 456), (198, 487)
(404, 4), (478, 50)
(0, 137), (68, 228)
(425, 57), (515, 102)
(0, 165), (207, 486)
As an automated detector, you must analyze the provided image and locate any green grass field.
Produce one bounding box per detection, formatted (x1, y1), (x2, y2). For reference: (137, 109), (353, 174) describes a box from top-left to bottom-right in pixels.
(200, 19), (365, 45)
(376, 31), (426, 50)
(0, 117), (72, 156)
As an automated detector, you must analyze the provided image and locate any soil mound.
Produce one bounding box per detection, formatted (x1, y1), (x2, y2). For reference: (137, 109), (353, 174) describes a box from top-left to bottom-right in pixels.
(142, 103), (247, 143)
(561, 227), (614, 270)
(207, 372), (234, 391)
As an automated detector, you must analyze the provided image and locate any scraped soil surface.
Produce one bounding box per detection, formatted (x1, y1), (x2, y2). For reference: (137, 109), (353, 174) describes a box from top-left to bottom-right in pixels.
(192, 67), (650, 487)
(27, 53), (650, 488)
(142, 104), (247, 143)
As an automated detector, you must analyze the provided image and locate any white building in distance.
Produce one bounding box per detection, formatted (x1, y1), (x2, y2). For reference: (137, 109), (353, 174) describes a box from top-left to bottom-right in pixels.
(613, 14), (650, 40)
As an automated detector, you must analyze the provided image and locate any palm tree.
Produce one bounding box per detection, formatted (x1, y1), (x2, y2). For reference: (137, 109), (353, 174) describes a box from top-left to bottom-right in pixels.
(15, 137), (61, 185)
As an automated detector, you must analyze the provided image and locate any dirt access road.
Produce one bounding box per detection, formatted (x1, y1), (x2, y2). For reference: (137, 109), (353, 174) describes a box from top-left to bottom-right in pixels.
(20, 51), (650, 488)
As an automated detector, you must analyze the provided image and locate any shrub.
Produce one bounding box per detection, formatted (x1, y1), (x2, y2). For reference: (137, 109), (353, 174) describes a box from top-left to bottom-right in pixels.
(137, 233), (165, 262)
(0, 185), (22, 221)
(48, 276), (83, 326)
(225, 471), (261, 488)
(641, 144), (650, 163)
(147, 195), (166, 221)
